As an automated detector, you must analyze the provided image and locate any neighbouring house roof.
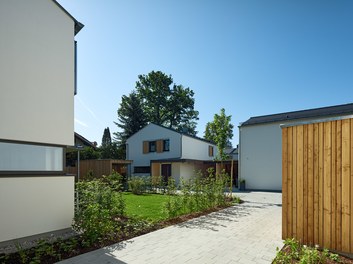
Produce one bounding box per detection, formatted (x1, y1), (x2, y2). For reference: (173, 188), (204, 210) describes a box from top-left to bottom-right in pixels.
(151, 158), (213, 163)
(150, 123), (216, 145)
(74, 132), (97, 149)
(52, 0), (84, 35)
(127, 122), (216, 145)
(241, 103), (353, 127)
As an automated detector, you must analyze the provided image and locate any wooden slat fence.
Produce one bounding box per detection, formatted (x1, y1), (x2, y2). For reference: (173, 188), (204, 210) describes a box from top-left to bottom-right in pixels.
(282, 118), (353, 254)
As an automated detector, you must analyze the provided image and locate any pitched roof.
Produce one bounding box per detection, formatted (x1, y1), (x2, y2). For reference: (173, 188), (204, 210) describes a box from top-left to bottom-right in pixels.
(52, 0), (84, 35)
(127, 122), (216, 145)
(74, 132), (96, 149)
(149, 123), (216, 145)
(241, 103), (353, 127)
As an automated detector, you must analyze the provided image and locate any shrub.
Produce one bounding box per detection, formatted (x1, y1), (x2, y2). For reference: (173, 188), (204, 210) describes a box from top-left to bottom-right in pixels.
(128, 177), (145, 194)
(273, 238), (342, 264)
(163, 169), (234, 218)
(73, 177), (125, 246)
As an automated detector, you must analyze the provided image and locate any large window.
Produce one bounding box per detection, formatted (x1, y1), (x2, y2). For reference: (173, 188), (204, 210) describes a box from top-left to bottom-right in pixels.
(0, 142), (63, 172)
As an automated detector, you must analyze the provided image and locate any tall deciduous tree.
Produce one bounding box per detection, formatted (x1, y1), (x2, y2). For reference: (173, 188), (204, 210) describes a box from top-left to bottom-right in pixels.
(204, 108), (234, 160)
(136, 71), (199, 135)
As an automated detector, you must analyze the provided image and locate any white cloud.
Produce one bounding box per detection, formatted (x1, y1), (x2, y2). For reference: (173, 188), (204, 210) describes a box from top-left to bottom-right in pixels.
(74, 118), (88, 128)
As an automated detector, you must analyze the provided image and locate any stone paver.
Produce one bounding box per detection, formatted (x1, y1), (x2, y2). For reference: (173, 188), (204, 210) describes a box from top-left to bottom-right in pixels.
(57, 191), (283, 264)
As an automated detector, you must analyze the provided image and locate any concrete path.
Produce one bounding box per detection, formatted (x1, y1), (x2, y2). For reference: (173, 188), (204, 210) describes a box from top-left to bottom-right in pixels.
(58, 192), (283, 264)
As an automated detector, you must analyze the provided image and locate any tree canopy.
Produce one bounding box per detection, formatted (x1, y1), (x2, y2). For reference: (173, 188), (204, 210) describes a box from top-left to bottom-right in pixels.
(114, 91), (147, 143)
(101, 127), (112, 148)
(136, 71), (199, 135)
(114, 71), (199, 157)
(204, 108), (234, 160)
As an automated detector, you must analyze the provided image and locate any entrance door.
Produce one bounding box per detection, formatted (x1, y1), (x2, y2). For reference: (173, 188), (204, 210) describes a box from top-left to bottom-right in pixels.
(161, 164), (172, 183)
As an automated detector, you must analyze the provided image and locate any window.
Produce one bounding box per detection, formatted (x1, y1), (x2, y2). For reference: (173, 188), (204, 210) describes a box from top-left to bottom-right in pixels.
(149, 141), (156, 152)
(163, 139), (170, 151)
(134, 166), (151, 174)
(0, 142), (63, 172)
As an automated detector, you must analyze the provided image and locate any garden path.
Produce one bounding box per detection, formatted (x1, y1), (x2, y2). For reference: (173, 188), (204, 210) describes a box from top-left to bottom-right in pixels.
(58, 191), (283, 264)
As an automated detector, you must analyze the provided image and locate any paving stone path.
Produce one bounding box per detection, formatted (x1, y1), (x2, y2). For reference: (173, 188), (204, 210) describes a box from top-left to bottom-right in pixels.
(58, 191), (283, 264)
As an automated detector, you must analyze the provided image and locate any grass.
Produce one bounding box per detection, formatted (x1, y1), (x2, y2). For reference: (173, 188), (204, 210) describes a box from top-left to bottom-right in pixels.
(123, 192), (169, 221)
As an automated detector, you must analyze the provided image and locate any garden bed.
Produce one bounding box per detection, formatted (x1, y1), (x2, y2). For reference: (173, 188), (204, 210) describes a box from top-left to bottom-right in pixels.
(273, 238), (353, 264)
(0, 203), (236, 264)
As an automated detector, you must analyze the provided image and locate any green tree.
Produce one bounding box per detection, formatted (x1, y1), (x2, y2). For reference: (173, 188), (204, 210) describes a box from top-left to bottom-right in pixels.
(101, 127), (112, 147)
(204, 108), (234, 160)
(136, 71), (199, 135)
(100, 127), (120, 159)
(114, 91), (147, 158)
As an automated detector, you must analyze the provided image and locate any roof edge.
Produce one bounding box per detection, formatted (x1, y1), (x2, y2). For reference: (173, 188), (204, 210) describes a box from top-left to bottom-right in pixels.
(241, 102), (353, 127)
(52, 0), (84, 35)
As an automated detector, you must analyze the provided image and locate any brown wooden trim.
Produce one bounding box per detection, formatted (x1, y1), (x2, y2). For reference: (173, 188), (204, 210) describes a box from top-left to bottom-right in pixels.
(143, 141), (149, 154)
(156, 140), (163, 153)
(209, 145), (214, 157)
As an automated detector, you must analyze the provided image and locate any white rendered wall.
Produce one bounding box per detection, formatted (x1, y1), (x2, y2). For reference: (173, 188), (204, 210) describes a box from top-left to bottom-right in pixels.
(127, 124), (182, 168)
(171, 163), (181, 185)
(0, 176), (75, 243)
(0, 0), (75, 146)
(239, 122), (282, 191)
(239, 115), (350, 191)
(179, 162), (201, 181)
(181, 136), (217, 160)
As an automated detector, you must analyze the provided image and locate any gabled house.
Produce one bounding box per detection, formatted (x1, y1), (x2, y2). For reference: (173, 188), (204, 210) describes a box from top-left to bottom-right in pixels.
(239, 103), (353, 191)
(126, 123), (218, 184)
(0, 0), (83, 243)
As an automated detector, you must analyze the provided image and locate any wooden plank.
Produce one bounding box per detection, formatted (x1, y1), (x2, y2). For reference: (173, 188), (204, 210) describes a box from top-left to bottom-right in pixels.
(143, 141), (149, 154)
(292, 125), (297, 238)
(297, 125), (304, 242)
(318, 122), (324, 246)
(313, 122), (320, 243)
(323, 121), (332, 248)
(156, 140), (163, 153)
(302, 125), (308, 244)
(336, 120), (342, 251)
(307, 123), (314, 245)
(282, 127), (288, 239)
(341, 118), (351, 253)
(287, 127), (293, 238)
(331, 121), (337, 249)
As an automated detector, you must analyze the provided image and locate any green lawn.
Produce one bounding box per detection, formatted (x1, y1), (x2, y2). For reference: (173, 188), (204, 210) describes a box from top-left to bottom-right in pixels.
(123, 192), (169, 221)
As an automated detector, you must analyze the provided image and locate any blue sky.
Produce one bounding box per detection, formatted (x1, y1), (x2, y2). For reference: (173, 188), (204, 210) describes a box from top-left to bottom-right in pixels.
(58, 0), (353, 146)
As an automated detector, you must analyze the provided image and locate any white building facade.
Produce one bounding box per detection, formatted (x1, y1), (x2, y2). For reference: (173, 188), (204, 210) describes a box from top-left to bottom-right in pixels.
(0, 0), (83, 243)
(239, 103), (353, 191)
(126, 123), (217, 184)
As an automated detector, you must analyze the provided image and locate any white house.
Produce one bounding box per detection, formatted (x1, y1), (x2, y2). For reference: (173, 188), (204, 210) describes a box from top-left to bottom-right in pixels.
(0, 0), (83, 243)
(126, 123), (218, 184)
(239, 103), (353, 191)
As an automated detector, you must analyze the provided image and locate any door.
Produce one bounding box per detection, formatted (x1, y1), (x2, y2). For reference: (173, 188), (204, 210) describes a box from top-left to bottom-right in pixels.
(161, 164), (172, 183)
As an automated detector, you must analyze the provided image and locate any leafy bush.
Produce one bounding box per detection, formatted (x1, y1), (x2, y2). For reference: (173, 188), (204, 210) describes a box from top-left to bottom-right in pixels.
(163, 168), (234, 218)
(273, 238), (342, 264)
(128, 177), (145, 194)
(73, 178), (125, 246)
(102, 170), (124, 191)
